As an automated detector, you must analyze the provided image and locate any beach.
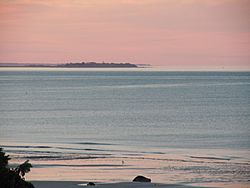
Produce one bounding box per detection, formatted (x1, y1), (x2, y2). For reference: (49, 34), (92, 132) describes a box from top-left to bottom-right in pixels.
(32, 181), (212, 188)
(31, 181), (250, 188)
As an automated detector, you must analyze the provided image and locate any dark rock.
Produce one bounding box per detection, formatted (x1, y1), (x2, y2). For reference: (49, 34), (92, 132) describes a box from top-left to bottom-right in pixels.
(87, 182), (95, 186)
(132, 175), (151, 182)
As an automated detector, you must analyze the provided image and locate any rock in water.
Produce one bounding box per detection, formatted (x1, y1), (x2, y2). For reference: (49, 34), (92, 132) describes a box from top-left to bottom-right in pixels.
(133, 175), (151, 182)
(87, 182), (95, 186)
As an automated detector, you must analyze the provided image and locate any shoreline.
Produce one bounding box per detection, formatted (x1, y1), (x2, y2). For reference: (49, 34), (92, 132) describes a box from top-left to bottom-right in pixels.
(31, 181), (250, 188)
(4, 143), (250, 187)
(31, 181), (213, 188)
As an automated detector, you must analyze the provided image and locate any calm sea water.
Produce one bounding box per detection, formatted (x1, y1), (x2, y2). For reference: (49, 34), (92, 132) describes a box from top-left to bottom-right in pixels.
(0, 68), (250, 185)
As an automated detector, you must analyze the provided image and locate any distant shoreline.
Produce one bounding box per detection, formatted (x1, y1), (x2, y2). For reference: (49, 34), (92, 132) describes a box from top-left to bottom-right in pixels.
(0, 62), (146, 68)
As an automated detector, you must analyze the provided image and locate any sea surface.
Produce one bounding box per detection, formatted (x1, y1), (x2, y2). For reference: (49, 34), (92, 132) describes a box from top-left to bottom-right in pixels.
(0, 68), (249, 186)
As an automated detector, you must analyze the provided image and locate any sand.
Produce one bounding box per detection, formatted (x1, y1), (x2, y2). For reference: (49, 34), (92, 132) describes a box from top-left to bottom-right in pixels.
(32, 181), (212, 188)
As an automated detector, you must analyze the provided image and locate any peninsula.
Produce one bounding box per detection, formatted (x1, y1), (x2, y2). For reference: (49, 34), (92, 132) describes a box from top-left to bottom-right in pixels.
(0, 62), (138, 68)
(58, 62), (137, 68)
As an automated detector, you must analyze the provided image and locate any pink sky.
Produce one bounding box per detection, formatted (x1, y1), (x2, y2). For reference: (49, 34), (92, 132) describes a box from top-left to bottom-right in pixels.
(0, 0), (249, 70)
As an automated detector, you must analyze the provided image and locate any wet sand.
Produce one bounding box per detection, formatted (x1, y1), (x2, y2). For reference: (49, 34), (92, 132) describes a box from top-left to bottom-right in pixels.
(32, 181), (212, 188)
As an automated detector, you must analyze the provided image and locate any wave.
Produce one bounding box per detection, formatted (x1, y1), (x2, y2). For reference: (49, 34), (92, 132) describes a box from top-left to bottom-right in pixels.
(20, 155), (108, 160)
(74, 142), (114, 146)
(2, 144), (165, 158)
(0, 145), (52, 149)
(190, 156), (231, 161)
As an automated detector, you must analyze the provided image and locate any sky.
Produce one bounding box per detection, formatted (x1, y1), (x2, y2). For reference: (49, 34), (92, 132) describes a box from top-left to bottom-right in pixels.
(0, 0), (250, 70)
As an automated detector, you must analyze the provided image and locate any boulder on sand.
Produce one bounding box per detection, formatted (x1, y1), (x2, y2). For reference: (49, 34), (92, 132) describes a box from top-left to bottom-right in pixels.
(132, 175), (151, 182)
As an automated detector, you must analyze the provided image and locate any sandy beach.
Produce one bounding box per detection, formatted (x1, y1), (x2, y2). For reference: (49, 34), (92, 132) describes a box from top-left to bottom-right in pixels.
(32, 181), (211, 188)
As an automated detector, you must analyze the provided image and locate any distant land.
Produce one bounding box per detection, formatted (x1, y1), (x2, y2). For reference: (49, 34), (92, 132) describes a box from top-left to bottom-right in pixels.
(0, 62), (148, 68)
(59, 62), (137, 68)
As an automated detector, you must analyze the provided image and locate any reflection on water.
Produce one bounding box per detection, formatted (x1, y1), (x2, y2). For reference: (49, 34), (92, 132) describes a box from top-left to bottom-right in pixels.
(1, 142), (250, 186)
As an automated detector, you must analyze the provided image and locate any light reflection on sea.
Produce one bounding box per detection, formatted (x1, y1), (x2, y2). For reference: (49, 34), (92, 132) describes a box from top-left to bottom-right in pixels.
(1, 141), (250, 186)
(0, 69), (249, 187)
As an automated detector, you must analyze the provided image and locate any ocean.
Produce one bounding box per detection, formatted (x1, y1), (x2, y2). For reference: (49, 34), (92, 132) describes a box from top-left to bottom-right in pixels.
(0, 68), (249, 186)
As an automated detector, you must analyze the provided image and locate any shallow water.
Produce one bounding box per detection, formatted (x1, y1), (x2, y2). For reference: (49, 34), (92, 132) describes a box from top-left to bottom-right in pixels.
(0, 68), (249, 185)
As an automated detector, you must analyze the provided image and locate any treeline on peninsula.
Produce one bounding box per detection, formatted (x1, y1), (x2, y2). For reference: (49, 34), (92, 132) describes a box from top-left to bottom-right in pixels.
(57, 62), (137, 68)
(0, 62), (138, 68)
